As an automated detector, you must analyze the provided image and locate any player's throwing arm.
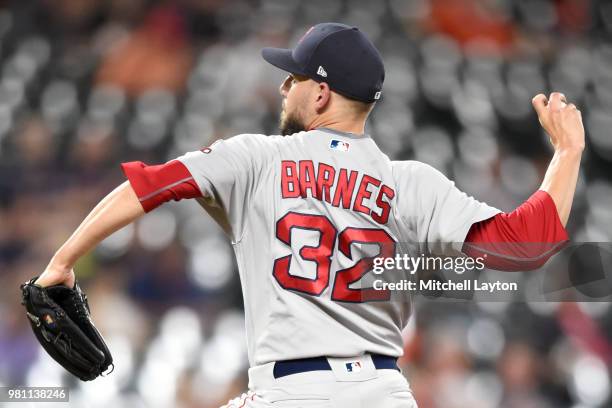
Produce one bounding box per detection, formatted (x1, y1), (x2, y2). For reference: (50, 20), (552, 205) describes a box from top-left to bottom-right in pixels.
(532, 92), (585, 225)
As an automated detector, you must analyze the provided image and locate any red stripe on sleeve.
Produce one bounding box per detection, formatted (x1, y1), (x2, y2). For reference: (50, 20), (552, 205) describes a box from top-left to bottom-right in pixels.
(463, 190), (569, 271)
(121, 160), (202, 212)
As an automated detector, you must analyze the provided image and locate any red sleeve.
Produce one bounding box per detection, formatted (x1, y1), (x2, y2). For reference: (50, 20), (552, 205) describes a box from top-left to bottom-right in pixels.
(462, 190), (569, 271)
(121, 160), (202, 212)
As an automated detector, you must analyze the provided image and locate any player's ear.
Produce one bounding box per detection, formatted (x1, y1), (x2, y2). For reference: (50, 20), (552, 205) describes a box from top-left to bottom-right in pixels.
(314, 82), (331, 112)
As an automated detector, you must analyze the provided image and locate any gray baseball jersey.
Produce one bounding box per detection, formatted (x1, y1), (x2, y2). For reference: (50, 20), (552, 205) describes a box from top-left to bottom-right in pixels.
(176, 127), (500, 366)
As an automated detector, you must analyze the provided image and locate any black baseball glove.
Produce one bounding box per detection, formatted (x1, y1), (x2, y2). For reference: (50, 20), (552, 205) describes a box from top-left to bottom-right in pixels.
(20, 278), (113, 381)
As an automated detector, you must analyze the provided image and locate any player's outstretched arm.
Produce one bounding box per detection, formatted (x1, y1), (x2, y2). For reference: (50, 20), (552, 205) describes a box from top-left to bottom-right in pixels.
(35, 181), (145, 288)
(463, 92), (584, 270)
(532, 92), (585, 226)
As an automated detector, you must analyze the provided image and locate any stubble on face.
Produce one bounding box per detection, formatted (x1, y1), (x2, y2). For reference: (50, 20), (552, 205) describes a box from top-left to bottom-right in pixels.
(279, 102), (306, 136)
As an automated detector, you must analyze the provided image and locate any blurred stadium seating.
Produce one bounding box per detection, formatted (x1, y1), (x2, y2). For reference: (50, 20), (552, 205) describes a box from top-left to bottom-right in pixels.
(0, 0), (611, 407)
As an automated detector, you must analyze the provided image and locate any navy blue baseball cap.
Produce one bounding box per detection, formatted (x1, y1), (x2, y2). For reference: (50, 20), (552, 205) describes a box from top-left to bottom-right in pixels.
(262, 23), (385, 103)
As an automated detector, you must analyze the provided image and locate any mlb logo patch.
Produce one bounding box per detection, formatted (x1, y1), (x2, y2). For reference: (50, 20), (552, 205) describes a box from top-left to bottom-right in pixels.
(330, 139), (350, 152)
(345, 361), (362, 373)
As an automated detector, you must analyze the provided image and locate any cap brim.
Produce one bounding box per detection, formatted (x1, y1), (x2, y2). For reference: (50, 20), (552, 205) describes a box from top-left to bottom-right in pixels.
(261, 47), (307, 76)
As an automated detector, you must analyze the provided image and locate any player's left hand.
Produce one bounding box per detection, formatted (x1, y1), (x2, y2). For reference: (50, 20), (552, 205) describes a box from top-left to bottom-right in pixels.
(20, 276), (113, 381)
(35, 264), (76, 288)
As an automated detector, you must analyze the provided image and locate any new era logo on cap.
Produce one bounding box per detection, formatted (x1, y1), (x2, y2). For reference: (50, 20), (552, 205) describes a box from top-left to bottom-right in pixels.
(330, 139), (349, 152)
(317, 65), (328, 77)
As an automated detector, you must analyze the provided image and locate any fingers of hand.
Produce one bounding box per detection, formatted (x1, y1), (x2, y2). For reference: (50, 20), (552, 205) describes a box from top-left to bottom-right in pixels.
(566, 103), (581, 116)
(538, 93), (585, 150)
(535, 92), (581, 123)
(548, 92), (567, 111)
(532, 93), (548, 117)
(532, 93), (547, 107)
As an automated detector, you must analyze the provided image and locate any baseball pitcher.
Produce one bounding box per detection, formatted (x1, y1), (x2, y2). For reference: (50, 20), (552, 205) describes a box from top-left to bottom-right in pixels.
(27, 23), (584, 407)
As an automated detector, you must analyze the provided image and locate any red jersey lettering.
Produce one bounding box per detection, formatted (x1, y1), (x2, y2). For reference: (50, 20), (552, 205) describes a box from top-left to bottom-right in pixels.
(281, 160), (300, 198)
(316, 163), (336, 203)
(353, 175), (380, 215)
(332, 168), (359, 209)
(372, 185), (395, 224)
(299, 160), (317, 198)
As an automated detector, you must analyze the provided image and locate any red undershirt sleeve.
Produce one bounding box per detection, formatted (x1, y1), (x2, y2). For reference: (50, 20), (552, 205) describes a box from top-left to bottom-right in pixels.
(121, 160), (203, 212)
(462, 190), (569, 271)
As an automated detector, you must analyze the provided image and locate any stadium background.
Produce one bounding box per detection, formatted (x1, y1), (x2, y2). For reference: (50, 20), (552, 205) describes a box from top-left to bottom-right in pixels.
(1, 0), (611, 406)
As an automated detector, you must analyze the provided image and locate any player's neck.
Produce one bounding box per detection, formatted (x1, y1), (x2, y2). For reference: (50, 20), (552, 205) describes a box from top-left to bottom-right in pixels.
(307, 116), (367, 136)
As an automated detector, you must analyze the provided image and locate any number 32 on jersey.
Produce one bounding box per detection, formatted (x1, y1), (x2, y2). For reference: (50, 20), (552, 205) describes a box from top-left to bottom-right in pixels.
(272, 211), (396, 303)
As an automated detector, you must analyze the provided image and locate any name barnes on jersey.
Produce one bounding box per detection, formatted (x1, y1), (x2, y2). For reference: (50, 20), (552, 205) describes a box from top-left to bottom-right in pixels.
(280, 160), (395, 225)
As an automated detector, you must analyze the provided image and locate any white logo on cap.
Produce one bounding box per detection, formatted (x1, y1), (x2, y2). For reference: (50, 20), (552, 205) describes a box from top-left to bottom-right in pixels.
(317, 66), (328, 77)
(374, 91), (382, 100)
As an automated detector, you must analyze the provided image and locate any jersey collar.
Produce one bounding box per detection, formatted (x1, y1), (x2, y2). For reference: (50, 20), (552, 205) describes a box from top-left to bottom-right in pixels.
(315, 127), (371, 139)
